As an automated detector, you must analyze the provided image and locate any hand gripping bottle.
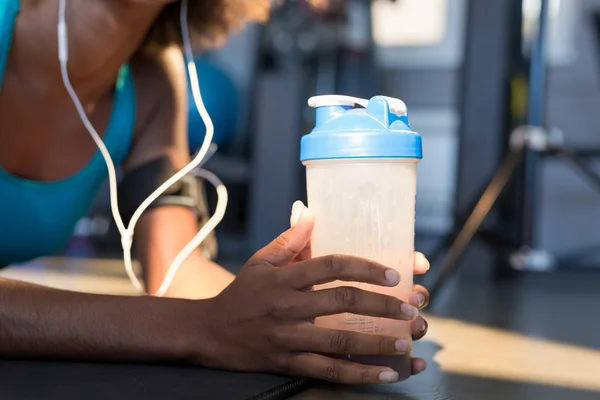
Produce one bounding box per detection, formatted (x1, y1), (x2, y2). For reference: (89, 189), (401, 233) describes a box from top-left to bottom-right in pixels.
(300, 95), (423, 380)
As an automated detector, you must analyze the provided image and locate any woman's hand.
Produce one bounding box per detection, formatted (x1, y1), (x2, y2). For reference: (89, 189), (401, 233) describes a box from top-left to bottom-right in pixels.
(290, 201), (430, 376)
(195, 206), (428, 384)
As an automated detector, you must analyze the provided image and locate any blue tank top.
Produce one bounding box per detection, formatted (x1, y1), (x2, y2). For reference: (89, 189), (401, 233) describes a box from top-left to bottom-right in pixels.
(0, 0), (136, 265)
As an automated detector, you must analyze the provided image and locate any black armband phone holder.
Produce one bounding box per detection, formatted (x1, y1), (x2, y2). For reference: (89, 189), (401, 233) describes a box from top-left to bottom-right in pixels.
(117, 157), (217, 259)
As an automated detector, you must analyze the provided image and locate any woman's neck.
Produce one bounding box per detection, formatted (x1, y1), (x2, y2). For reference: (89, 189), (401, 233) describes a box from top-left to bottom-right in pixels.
(12, 0), (173, 103)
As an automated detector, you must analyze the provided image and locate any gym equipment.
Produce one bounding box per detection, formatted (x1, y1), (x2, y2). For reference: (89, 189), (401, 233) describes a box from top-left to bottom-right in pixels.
(247, 0), (380, 252)
(187, 57), (239, 152)
(428, 0), (600, 299)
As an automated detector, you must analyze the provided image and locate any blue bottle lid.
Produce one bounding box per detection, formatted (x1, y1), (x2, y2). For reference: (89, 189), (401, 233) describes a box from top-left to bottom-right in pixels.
(300, 95), (422, 162)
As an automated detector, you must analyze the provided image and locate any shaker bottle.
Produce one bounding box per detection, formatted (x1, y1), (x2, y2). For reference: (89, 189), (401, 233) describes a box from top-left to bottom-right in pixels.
(300, 95), (422, 380)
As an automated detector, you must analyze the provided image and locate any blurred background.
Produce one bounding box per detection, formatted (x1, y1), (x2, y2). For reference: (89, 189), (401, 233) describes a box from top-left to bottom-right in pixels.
(62, 0), (600, 276)
(5, 0), (600, 398)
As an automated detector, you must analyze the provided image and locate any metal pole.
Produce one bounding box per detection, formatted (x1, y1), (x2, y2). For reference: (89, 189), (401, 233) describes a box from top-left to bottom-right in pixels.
(430, 149), (523, 298)
(519, 0), (549, 248)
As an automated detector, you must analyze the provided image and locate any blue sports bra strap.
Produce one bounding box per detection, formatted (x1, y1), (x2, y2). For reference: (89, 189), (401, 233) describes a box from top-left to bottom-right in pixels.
(0, 0), (20, 89)
(103, 63), (137, 162)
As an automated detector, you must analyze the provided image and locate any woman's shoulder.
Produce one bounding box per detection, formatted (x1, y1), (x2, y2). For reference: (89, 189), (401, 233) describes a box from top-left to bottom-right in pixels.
(130, 46), (189, 140)
(131, 47), (188, 94)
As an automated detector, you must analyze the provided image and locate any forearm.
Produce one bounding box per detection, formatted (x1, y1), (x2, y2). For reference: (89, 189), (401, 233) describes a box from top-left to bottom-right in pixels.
(136, 207), (234, 298)
(0, 277), (207, 363)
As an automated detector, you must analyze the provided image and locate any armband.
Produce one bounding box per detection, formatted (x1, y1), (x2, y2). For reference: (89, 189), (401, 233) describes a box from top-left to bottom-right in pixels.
(117, 157), (217, 259)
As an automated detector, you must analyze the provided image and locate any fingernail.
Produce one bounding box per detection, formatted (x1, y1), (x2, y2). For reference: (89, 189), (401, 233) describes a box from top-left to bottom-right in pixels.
(291, 201), (303, 220)
(394, 339), (412, 353)
(419, 319), (427, 333)
(416, 293), (426, 308)
(422, 257), (431, 272)
(385, 269), (400, 285)
(415, 252), (430, 272)
(409, 292), (424, 308)
(378, 370), (399, 383)
(297, 207), (305, 222)
(401, 303), (419, 318)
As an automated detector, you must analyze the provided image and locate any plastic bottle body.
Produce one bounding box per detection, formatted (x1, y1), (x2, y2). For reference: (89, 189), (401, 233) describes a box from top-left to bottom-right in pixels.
(304, 157), (417, 380)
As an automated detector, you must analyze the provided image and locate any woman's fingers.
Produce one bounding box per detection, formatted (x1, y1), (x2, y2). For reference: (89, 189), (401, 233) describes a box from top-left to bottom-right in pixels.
(286, 324), (412, 355)
(410, 316), (428, 341)
(411, 358), (427, 376)
(289, 353), (402, 384)
(282, 255), (400, 290)
(408, 284), (430, 310)
(414, 252), (430, 275)
(408, 284), (429, 341)
(250, 206), (314, 267)
(290, 201), (305, 227)
(290, 201), (312, 262)
(298, 286), (418, 321)
(289, 201), (432, 273)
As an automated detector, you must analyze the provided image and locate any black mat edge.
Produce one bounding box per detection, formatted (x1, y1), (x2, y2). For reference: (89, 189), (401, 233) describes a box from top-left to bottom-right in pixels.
(249, 378), (314, 400)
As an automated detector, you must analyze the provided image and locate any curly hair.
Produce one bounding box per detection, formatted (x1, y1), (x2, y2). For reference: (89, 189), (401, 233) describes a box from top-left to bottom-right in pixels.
(141, 0), (271, 54)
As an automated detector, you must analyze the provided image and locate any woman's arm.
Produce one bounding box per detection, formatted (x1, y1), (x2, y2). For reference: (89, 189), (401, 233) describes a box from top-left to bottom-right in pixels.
(125, 47), (234, 298)
(0, 211), (430, 384)
(13, 1), (233, 298)
(135, 206), (235, 299)
(0, 277), (208, 362)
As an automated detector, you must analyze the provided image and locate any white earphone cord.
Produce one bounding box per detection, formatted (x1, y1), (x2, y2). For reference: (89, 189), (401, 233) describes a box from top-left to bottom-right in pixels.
(58, 0), (228, 297)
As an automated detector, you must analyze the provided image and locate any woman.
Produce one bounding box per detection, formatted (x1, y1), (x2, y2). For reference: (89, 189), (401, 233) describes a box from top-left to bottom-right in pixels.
(0, 0), (431, 384)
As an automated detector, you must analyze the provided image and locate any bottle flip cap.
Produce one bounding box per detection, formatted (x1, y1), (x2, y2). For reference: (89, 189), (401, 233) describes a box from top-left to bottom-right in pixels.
(300, 95), (422, 162)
